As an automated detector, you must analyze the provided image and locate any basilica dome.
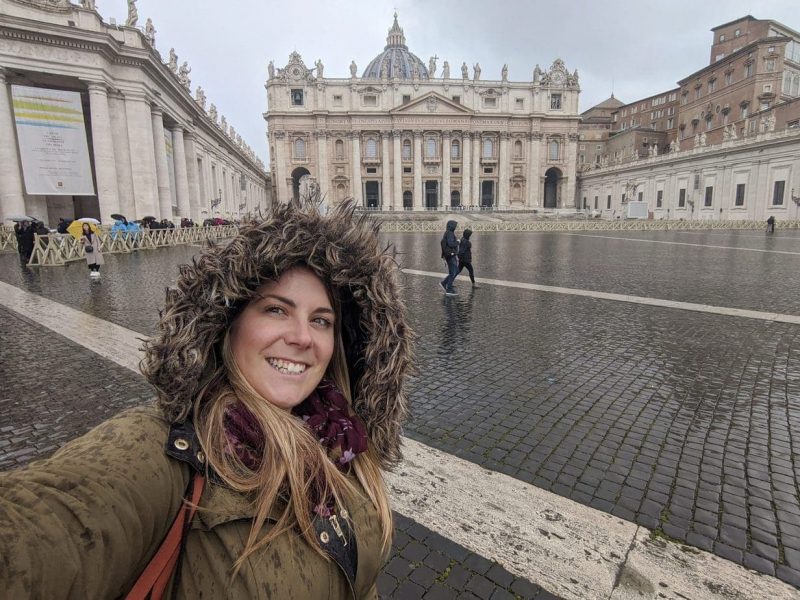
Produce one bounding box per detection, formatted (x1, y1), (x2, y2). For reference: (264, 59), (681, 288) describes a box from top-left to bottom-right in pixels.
(362, 14), (429, 80)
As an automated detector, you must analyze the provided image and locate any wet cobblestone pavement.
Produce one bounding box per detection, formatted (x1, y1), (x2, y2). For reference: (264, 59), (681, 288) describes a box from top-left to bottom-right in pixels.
(2, 228), (800, 590)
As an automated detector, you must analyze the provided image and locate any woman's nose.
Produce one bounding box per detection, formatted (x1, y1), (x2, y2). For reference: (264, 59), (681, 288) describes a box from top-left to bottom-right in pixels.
(285, 318), (313, 347)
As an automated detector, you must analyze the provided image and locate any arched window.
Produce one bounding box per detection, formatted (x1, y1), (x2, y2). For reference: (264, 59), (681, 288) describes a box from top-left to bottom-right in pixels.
(426, 137), (437, 158)
(549, 140), (560, 161)
(451, 140), (461, 159)
(514, 140), (523, 159)
(335, 139), (344, 159)
(336, 183), (346, 201)
(365, 137), (378, 159)
(482, 138), (494, 158)
(402, 139), (412, 159)
(294, 138), (306, 159)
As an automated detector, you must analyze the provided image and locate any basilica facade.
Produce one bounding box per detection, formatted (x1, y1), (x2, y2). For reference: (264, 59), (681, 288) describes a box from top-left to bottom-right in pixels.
(265, 15), (581, 211)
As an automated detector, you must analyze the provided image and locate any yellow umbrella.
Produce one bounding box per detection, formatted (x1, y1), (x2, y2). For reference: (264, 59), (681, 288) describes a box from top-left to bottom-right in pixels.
(67, 218), (99, 239)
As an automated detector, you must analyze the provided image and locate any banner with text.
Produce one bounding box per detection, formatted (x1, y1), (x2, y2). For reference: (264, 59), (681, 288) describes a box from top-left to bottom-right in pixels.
(11, 85), (95, 196)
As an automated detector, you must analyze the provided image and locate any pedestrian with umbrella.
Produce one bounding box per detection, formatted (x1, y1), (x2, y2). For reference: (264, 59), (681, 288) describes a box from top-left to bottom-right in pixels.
(68, 218), (104, 278)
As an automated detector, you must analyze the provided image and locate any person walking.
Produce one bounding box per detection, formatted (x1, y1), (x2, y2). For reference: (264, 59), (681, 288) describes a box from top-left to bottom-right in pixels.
(767, 215), (775, 234)
(80, 222), (104, 277)
(15, 220), (35, 262)
(0, 200), (413, 599)
(456, 228), (478, 287)
(440, 219), (459, 296)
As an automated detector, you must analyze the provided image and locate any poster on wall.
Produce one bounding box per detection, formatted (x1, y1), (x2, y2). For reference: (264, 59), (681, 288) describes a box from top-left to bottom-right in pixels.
(11, 85), (95, 196)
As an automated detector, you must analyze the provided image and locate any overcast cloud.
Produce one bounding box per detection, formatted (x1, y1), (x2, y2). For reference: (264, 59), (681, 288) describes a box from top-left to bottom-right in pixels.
(126, 0), (799, 165)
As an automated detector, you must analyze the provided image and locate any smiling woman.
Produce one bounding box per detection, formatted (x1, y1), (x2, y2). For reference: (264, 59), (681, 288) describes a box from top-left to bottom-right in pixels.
(0, 200), (415, 599)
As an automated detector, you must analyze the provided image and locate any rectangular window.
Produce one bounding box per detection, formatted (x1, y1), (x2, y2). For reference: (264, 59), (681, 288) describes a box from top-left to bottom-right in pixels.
(725, 72), (733, 85)
(483, 167), (493, 174)
(451, 167), (460, 174)
(607, 195), (611, 209)
(515, 98), (525, 109)
(291, 89), (304, 106)
(735, 183), (746, 206)
(452, 95), (460, 104)
(773, 180), (785, 205)
(333, 94), (343, 106)
(402, 95), (411, 104)
(766, 59), (775, 72)
(550, 94), (562, 110)
(667, 118), (674, 129)
(366, 167), (377, 174)
(403, 167), (412, 174)
(708, 79), (716, 93)
(657, 190), (663, 207)
(745, 63), (753, 77)
(484, 97), (497, 108)
(594, 195), (598, 209)
(704, 186), (713, 207)
(638, 191), (644, 202)
(363, 95), (377, 106)
(695, 87), (702, 100)
(679, 188), (686, 207)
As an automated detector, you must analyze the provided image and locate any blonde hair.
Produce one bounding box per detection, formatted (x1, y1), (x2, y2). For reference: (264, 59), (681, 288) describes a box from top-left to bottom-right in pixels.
(194, 279), (393, 573)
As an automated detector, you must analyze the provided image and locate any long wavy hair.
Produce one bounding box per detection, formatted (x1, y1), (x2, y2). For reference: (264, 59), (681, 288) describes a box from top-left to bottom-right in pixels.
(194, 277), (393, 572)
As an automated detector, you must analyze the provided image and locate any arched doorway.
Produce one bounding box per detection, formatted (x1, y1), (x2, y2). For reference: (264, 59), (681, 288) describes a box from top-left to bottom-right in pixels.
(402, 191), (412, 210)
(544, 167), (561, 209)
(291, 167), (311, 203)
(450, 190), (461, 208)
(425, 181), (439, 209)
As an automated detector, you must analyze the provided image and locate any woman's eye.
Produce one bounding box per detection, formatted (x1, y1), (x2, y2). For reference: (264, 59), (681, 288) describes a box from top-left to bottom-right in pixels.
(265, 306), (285, 315)
(313, 317), (332, 328)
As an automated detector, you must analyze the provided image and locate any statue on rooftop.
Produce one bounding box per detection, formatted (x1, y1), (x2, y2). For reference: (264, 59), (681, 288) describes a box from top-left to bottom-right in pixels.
(428, 55), (437, 77)
(144, 18), (155, 46)
(315, 59), (324, 78)
(473, 63), (481, 81)
(349, 60), (357, 78)
(167, 48), (178, 73)
(461, 62), (468, 79)
(178, 61), (191, 90)
(501, 64), (508, 82)
(442, 60), (450, 79)
(125, 0), (138, 27)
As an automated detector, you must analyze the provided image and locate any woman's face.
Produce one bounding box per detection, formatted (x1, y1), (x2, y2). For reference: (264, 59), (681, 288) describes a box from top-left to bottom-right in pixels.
(82, 224), (91, 234)
(229, 267), (335, 410)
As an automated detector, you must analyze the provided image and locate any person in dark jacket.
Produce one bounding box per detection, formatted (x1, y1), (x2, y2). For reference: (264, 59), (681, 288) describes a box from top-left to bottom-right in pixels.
(440, 220), (459, 296)
(15, 220), (35, 262)
(456, 228), (478, 287)
(767, 215), (775, 234)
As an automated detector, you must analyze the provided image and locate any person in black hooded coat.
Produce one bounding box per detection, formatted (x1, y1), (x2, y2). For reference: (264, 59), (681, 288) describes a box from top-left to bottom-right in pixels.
(439, 220), (459, 295)
(456, 228), (478, 286)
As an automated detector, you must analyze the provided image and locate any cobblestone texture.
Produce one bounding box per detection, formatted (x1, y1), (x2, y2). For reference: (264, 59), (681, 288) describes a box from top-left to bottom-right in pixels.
(1, 229), (799, 588)
(0, 305), (550, 598)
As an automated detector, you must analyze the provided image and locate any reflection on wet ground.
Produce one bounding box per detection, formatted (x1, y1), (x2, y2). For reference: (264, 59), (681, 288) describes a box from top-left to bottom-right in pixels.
(1, 228), (799, 584)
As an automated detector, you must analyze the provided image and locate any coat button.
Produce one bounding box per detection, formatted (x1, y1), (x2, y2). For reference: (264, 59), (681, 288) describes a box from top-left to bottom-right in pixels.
(340, 509), (349, 519)
(319, 531), (330, 544)
(173, 438), (189, 451)
(196, 451), (205, 463)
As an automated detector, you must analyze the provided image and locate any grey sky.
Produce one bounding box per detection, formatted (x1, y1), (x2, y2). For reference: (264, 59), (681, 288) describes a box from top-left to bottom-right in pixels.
(129, 0), (799, 165)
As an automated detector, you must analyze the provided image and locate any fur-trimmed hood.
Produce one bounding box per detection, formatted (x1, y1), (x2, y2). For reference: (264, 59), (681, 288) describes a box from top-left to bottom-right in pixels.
(141, 201), (414, 469)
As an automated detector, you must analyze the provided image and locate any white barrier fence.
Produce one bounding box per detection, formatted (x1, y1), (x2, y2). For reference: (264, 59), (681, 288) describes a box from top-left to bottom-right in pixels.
(1, 226), (239, 266)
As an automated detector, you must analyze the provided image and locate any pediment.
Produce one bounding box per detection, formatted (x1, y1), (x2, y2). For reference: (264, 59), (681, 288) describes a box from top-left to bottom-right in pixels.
(390, 92), (473, 115)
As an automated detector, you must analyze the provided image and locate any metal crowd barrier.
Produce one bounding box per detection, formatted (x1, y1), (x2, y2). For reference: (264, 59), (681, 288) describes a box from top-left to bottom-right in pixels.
(9, 225), (239, 267)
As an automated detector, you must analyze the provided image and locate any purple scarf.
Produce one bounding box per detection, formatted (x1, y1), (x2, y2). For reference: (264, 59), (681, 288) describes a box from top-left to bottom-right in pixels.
(223, 379), (369, 515)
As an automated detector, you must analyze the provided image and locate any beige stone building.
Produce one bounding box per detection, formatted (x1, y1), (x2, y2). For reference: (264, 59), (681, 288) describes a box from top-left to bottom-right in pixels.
(0, 0), (269, 226)
(265, 15), (581, 211)
(578, 15), (800, 221)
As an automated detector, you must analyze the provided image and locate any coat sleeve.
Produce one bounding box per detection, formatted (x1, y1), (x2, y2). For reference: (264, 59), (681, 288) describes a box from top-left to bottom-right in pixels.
(0, 407), (189, 599)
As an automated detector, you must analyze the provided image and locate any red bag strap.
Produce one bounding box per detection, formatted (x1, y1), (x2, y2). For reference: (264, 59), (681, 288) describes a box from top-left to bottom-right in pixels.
(126, 473), (205, 600)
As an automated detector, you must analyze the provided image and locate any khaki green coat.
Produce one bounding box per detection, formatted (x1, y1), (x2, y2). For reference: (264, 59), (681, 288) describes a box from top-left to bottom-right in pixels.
(0, 406), (385, 599)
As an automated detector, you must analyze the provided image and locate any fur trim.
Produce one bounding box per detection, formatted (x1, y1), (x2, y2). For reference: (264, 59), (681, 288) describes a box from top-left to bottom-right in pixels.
(140, 201), (415, 468)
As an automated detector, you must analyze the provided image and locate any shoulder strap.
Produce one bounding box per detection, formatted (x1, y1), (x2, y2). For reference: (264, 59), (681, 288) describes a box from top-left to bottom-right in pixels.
(125, 473), (205, 600)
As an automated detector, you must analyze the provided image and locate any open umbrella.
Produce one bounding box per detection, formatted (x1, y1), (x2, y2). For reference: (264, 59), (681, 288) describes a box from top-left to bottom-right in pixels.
(110, 213), (127, 221)
(6, 216), (37, 222)
(67, 219), (99, 239)
(142, 216), (156, 221)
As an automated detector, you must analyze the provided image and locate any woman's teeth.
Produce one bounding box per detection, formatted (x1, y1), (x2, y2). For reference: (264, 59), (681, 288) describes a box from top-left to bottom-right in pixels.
(267, 358), (307, 374)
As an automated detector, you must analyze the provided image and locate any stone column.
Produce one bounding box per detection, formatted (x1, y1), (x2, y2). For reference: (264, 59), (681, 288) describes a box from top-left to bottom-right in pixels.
(151, 106), (172, 219)
(0, 68), (27, 221)
(498, 132), (510, 209)
(350, 132), (362, 204)
(461, 133), (472, 207)
(472, 132), (481, 207)
(381, 131), (391, 208)
(392, 130), (402, 210)
(316, 131), (329, 201)
(272, 131), (288, 204)
(169, 125), (191, 219)
(183, 129), (202, 221)
(413, 131), (423, 210)
(124, 94), (159, 219)
(108, 91), (135, 219)
(442, 131), (451, 207)
(563, 133), (579, 208)
(528, 132), (542, 207)
(85, 81), (120, 223)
